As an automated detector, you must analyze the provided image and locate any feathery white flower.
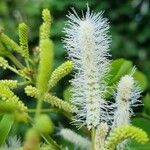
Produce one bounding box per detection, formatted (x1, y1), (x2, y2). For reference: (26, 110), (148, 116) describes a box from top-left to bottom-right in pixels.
(1, 136), (21, 150)
(113, 74), (141, 127)
(59, 128), (91, 149)
(112, 74), (141, 150)
(63, 6), (111, 129)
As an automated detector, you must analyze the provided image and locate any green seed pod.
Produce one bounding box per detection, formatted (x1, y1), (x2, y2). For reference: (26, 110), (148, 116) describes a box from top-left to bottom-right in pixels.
(48, 61), (73, 90)
(36, 39), (54, 96)
(40, 9), (51, 40)
(19, 23), (29, 58)
(0, 31), (21, 53)
(25, 85), (78, 113)
(0, 79), (17, 89)
(35, 114), (54, 135)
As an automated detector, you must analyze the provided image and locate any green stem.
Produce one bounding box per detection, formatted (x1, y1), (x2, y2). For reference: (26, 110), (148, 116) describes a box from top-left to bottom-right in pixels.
(135, 113), (150, 121)
(7, 54), (24, 69)
(29, 118), (61, 150)
(25, 58), (30, 70)
(7, 66), (20, 75)
(91, 127), (95, 150)
(41, 134), (61, 150)
(27, 108), (59, 113)
(7, 66), (30, 80)
(35, 98), (43, 119)
(18, 81), (32, 86)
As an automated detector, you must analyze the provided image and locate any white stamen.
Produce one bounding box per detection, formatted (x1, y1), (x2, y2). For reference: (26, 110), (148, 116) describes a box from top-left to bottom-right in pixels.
(59, 128), (91, 149)
(63, 6), (111, 129)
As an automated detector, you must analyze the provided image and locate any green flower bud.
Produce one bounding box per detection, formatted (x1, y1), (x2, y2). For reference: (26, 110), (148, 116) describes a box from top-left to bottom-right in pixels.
(35, 114), (54, 135)
(40, 9), (51, 40)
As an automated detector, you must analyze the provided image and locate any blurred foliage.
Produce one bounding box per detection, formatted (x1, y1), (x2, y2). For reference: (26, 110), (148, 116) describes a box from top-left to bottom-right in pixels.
(131, 117), (150, 149)
(0, 0), (150, 82)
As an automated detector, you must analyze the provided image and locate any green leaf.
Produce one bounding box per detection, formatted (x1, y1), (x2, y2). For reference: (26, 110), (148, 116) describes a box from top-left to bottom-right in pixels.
(105, 59), (147, 99)
(105, 58), (133, 99)
(133, 70), (148, 91)
(108, 58), (133, 85)
(129, 141), (150, 150)
(0, 114), (14, 146)
(130, 117), (150, 150)
(143, 93), (150, 115)
(132, 117), (150, 135)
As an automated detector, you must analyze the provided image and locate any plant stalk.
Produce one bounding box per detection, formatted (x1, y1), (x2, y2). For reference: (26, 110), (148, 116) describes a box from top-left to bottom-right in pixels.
(91, 127), (95, 150)
(35, 97), (43, 119)
(7, 54), (24, 69)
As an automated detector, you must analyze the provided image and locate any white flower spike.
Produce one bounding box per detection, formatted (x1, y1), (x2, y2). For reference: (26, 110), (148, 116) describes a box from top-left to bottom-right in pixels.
(112, 74), (141, 150)
(1, 136), (21, 150)
(95, 122), (108, 150)
(64, 6), (111, 129)
(60, 128), (91, 149)
(113, 74), (141, 127)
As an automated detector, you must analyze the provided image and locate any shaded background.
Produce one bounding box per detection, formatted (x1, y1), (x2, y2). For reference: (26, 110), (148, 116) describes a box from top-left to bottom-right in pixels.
(0, 0), (150, 86)
(0, 0), (150, 149)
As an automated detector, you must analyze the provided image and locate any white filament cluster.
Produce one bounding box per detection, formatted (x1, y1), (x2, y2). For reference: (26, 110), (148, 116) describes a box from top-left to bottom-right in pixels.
(112, 75), (141, 150)
(113, 75), (141, 127)
(1, 136), (21, 150)
(64, 6), (111, 129)
(95, 122), (108, 150)
(59, 128), (91, 149)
